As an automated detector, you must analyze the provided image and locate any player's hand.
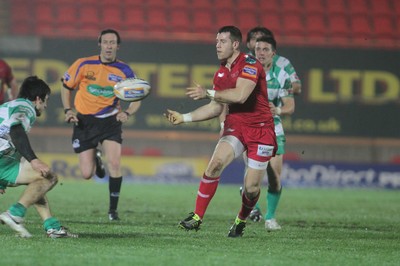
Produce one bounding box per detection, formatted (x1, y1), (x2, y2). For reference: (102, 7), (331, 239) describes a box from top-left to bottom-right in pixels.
(116, 111), (130, 123)
(0, 189), (5, 194)
(269, 102), (280, 116)
(30, 159), (51, 177)
(186, 82), (206, 100)
(164, 109), (183, 125)
(65, 110), (79, 124)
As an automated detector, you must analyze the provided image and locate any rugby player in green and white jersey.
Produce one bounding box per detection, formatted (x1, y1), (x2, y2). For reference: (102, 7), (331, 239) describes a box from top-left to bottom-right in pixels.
(0, 76), (77, 238)
(246, 36), (295, 230)
(246, 26), (302, 95)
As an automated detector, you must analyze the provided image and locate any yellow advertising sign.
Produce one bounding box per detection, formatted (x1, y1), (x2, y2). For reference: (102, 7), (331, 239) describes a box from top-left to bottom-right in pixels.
(38, 153), (209, 181)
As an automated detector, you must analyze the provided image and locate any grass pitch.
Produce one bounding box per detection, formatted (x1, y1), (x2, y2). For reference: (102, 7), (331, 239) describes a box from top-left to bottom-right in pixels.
(1, 181), (399, 266)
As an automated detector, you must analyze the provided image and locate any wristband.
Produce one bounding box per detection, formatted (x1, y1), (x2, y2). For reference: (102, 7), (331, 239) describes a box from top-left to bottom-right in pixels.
(275, 107), (282, 115)
(64, 108), (72, 114)
(124, 111), (131, 116)
(206, 89), (216, 99)
(220, 121), (224, 129)
(182, 113), (192, 122)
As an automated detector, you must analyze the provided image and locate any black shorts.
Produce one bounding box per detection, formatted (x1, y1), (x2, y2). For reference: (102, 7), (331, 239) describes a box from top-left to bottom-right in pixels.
(72, 113), (122, 153)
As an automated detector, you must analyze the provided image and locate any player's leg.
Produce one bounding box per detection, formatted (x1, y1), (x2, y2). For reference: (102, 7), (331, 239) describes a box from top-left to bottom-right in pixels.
(265, 155), (282, 230)
(103, 139), (122, 221)
(228, 125), (276, 237)
(33, 196), (78, 238)
(179, 137), (237, 231)
(71, 114), (98, 180)
(265, 134), (285, 231)
(78, 149), (97, 179)
(241, 152), (263, 222)
(0, 157), (57, 237)
(228, 166), (265, 237)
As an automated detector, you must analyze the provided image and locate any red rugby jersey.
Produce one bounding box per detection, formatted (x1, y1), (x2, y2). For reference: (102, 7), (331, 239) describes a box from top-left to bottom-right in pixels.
(213, 53), (273, 126)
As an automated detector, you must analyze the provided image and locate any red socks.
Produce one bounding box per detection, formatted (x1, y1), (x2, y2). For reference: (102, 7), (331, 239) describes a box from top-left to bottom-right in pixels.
(238, 191), (260, 220)
(194, 174), (220, 219)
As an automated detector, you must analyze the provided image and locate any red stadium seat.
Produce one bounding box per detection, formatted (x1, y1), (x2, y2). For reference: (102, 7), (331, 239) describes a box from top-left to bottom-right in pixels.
(371, 16), (395, 39)
(193, 11), (214, 33)
(282, 14), (305, 42)
(56, 4), (78, 31)
(349, 15), (372, 39)
(328, 15), (349, 37)
(36, 3), (54, 25)
(101, 6), (123, 30)
(327, 15), (350, 45)
(237, 11), (259, 36)
(303, 0), (325, 15)
(147, 9), (168, 31)
(79, 5), (99, 32)
(394, 0), (400, 14)
(349, 15), (373, 46)
(124, 8), (145, 30)
(170, 10), (191, 32)
(215, 12), (235, 28)
(325, 0), (347, 16)
(305, 14), (327, 41)
(169, 0), (188, 10)
(192, 0), (212, 11)
(146, 0), (168, 9)
(260, 14), (283, 38)
(259, 0), (279, 14)
(348, 0), (369, 16)
(281, 0), (302, 13)
(214, 0), (234, 12)
(369, 0), (392, 17)
(237, 0), (258, 12)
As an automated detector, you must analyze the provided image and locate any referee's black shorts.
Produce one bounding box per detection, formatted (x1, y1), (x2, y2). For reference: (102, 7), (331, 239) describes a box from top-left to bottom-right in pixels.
(71, 113), (122, 153)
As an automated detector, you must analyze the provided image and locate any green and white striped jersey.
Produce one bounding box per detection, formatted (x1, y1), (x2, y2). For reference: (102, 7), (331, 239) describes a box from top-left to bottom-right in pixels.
(266, 64), (293, 137)
(0, 99), (36, 153)
(273, 54), (301, 85)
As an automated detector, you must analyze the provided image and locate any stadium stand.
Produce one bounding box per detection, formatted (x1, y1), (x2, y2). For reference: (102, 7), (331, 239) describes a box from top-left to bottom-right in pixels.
(4, 0), (400, 49)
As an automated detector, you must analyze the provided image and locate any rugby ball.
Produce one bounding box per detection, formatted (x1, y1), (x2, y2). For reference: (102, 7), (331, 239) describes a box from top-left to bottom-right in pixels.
(113, 78), (151, 102)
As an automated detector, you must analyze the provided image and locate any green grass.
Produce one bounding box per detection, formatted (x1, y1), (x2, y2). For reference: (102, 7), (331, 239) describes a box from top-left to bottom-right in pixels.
(1, 181), (399, 266)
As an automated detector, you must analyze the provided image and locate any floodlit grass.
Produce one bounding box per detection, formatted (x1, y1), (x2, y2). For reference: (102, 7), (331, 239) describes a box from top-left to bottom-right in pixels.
(1, 181), (399, 266)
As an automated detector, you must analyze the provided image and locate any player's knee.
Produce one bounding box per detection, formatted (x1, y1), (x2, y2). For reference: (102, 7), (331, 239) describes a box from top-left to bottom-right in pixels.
(244, 186), (260, 200)
(45, 172), (58, 188)
(206, 158), (224, 176)
(81, 169), (94, 179)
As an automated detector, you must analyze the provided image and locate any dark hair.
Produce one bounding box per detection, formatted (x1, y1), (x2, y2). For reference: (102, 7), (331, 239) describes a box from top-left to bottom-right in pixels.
(256, 36), (277, 51)
(17, 76), (51, 101)
(218, 25), (242, 43)
(246, 26), (274, 43)
(98, 29), (121, 44)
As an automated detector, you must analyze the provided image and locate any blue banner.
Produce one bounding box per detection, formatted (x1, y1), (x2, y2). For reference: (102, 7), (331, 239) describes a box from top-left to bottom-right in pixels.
(221, 159), (400, 189)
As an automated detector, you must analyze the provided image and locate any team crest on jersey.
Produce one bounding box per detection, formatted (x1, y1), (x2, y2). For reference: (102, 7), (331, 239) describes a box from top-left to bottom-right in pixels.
(245, 55), (257, 64)
(242, 66), (258, 79)
(85, 71), (96, 81)
(108, 74), (123, 83)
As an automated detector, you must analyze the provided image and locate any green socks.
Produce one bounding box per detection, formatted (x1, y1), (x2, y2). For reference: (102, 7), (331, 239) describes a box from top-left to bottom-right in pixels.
(265, 189), (282, 220)
(9, 202), (26, 218)
(43, 217), (61, 231)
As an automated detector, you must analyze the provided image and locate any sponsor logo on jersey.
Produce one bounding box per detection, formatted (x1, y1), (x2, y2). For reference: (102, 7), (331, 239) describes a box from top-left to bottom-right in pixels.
(242, 65), (257, 79)
(108, 74), (123, 83)
(63, 72), (71, 82)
